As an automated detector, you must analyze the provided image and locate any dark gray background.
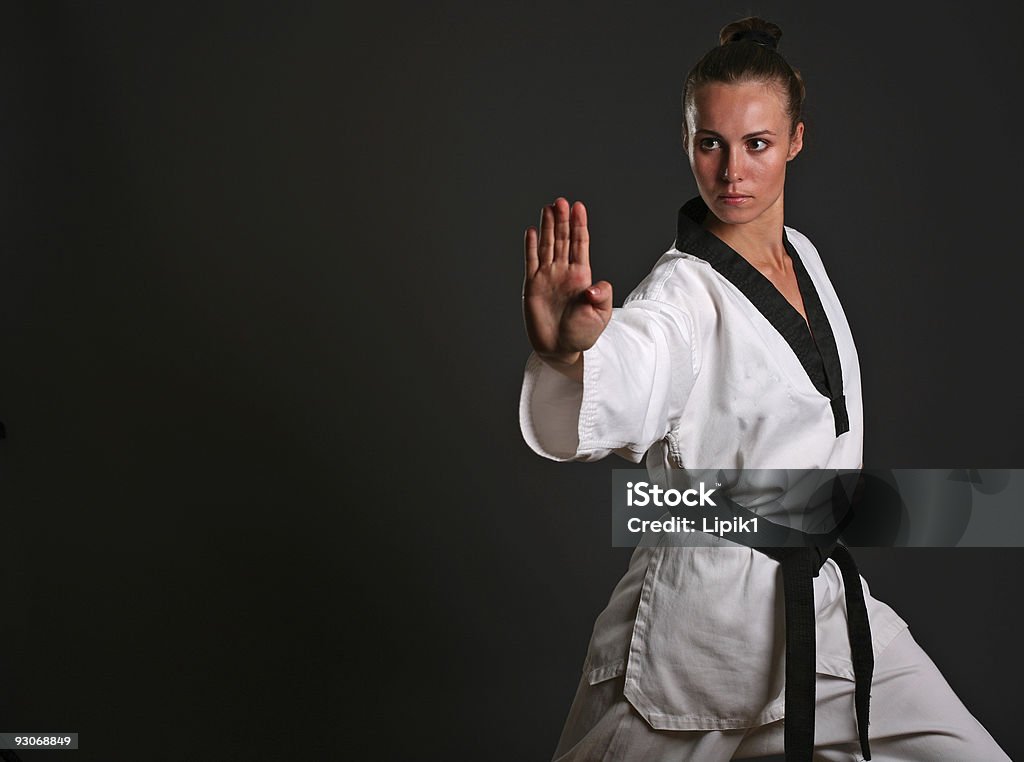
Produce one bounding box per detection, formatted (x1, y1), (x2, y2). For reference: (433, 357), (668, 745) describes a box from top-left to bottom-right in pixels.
(0, 2), (1021, 760)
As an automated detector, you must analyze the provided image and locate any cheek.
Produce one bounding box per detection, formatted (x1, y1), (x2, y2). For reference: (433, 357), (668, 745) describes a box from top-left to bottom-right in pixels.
(692, 154), (720, 182)
(752, 154), (788, 183)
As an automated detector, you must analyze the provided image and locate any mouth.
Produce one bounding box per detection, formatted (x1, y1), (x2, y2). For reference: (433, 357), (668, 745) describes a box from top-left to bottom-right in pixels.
(718, 194), (752, 207)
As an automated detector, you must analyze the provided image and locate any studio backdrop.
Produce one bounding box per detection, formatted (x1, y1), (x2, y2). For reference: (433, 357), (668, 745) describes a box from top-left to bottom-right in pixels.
(0, 2), (1021, 760)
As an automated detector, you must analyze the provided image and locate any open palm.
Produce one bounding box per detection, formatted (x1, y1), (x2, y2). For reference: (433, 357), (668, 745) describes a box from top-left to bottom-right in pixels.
(523, 197), (613, 366)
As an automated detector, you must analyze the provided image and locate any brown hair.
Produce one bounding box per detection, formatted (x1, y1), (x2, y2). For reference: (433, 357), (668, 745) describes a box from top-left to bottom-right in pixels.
(682, 17), (806, 137)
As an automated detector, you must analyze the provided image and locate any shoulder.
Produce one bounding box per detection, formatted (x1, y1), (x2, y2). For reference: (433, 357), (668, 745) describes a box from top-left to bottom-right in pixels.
(784, 224), (826, 267)
(785, 223), (850, 317)
(623, 247), (715, 310)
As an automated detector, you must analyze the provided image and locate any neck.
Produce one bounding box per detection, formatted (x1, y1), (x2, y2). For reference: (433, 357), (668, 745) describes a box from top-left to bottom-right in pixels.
(702, 196), (788, 270)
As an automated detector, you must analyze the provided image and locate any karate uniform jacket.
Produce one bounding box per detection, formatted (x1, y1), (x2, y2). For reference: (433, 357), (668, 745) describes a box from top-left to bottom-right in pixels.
(519, 197), (908, 731)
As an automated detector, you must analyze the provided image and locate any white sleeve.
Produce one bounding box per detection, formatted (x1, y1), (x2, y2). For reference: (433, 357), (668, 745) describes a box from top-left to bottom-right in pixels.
(518, 298), (697, 463)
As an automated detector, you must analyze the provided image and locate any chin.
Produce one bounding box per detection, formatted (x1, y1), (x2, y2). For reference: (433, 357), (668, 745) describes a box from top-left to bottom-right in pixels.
(709, 200), (764, 225)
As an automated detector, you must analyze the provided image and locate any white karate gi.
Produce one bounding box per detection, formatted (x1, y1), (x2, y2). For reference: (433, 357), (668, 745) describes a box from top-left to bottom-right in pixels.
(519, 199), (1010, 760)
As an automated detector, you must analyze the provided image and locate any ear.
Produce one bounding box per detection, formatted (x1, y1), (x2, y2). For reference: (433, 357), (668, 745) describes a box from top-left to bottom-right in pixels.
(787, 121), (804, 161)
(681, 122), (689, 155)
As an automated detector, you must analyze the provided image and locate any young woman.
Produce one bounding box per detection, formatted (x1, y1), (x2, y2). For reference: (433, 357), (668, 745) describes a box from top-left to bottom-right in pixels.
(519, 17), (1010, 762)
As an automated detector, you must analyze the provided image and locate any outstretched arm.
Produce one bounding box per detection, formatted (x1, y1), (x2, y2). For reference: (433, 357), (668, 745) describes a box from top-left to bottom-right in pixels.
(519, 198), (697, 463)
(523, 197), (613, 382)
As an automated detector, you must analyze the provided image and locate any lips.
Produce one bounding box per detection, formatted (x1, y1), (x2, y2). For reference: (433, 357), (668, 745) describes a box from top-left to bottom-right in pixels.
(719, 194), (751, 206)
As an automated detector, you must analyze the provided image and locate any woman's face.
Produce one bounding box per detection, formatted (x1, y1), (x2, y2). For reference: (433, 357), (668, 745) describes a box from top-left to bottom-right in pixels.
(685, 80), (804, 226)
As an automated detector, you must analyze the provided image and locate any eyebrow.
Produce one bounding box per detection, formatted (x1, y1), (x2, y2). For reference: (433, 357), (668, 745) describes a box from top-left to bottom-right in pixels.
(695, 129), (776, 139)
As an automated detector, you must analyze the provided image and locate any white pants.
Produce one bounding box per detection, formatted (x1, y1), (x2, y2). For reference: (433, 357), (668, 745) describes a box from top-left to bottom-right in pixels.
(553, 628), (1010, 761)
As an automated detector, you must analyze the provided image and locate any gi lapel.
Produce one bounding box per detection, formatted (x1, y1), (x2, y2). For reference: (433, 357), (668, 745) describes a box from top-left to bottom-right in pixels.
(674, 197), (850, 437)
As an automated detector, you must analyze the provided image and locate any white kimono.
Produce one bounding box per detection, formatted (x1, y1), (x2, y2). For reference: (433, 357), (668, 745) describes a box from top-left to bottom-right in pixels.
(519, 197), (909, 731)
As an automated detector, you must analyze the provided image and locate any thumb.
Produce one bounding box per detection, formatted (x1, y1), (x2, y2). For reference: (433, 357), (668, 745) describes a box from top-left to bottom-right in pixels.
(584, 280), (613, 310)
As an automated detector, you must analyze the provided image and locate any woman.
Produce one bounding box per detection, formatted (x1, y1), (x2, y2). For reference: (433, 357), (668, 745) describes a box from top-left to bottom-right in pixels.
(519, 17), (1010, 762)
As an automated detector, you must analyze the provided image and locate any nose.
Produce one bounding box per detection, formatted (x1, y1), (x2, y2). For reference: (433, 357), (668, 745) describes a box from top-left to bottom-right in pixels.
(722, 149), (743, 183)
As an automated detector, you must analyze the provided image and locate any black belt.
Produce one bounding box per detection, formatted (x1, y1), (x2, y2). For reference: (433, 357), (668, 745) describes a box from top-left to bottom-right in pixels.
(703, 486), (874, 762)
(753, 542), (873, 762)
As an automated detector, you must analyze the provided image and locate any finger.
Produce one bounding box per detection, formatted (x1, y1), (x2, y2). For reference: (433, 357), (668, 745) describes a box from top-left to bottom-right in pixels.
(524, 226), (538, 277)
(585, 280), (613, 312)
(569, 201), (589, 267)
(538, 204), (554, 265)
(553, 197), (570, 263)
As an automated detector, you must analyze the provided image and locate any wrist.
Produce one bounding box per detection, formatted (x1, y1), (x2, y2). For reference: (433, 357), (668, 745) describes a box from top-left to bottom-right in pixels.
(537, 350), (584, 382)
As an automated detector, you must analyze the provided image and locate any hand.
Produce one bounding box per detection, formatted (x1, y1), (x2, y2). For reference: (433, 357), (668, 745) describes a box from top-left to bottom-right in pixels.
(523, 197), (613, 376)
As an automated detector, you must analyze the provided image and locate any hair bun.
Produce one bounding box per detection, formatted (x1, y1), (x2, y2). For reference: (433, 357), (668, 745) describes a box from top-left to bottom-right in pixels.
(719, 17), (782, 50)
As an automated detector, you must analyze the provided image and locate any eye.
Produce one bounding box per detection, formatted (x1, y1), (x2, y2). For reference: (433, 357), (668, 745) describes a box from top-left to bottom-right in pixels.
(698, 137), (720, 151)
(748, 138), (770, 151)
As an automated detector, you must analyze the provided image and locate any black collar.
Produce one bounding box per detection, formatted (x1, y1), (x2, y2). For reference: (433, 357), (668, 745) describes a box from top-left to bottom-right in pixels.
(675, 197), (849, 437)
